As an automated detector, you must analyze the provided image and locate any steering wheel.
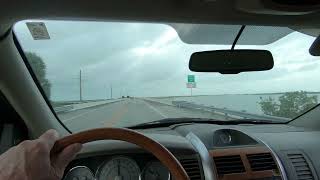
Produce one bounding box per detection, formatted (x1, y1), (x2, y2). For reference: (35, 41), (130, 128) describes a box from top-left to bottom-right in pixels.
(52, 128), (190, 180)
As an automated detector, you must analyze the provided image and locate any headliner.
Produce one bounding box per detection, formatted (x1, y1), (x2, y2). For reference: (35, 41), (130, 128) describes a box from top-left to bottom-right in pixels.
(1, 0), (320, 37)
(171, 24), (294, 45)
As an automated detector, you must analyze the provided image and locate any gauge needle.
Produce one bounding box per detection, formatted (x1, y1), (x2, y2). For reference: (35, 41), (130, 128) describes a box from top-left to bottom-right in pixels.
(118, 161), (121, 176)
(115, 162), (122, 180)
(149, 168), (159, 179)
(149, 168), (156, 176)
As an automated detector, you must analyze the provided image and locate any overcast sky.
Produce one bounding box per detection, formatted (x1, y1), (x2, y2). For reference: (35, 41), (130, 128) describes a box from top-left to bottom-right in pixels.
(14, 20), (320, 101)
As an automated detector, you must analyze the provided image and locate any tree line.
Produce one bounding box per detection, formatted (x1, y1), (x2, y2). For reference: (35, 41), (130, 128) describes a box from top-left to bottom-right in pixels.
(25, 52), (51, 99)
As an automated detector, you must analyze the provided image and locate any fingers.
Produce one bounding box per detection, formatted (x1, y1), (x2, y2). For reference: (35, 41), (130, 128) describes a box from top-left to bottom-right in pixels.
(54, 143), (82, 170)
(38, 129), (60, 150)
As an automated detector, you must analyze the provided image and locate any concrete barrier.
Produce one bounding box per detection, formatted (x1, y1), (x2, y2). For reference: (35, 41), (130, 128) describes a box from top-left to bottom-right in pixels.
(142, 97), (289, 122)
(171, 100), (289, 122)
(54, 105), (74, 113)
(141, 98), (174, 106)
(54, 99), (122, 114)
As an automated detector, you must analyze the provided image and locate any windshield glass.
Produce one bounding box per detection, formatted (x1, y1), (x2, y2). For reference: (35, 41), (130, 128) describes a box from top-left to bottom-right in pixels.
(14, 20), (320, 132)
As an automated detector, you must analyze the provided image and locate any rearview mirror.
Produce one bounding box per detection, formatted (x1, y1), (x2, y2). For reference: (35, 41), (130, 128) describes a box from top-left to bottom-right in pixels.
(189, 50), (274, 74)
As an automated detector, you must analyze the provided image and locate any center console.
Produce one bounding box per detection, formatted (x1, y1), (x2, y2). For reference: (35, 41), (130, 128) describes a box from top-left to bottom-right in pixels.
(187, 129), (285, 180)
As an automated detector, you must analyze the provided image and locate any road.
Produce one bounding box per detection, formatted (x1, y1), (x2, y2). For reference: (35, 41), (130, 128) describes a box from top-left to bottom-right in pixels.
(58, 98), (228, 132)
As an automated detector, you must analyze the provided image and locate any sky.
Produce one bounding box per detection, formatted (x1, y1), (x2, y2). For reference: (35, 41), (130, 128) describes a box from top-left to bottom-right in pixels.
(13, 20), (320, 101)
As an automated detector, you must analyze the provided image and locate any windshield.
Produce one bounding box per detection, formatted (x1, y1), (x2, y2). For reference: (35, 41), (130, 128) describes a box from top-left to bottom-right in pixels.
(14, 20), (320, 132)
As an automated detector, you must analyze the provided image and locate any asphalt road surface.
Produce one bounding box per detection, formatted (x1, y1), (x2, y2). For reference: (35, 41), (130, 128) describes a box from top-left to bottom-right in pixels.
(58, 98), (228, 132)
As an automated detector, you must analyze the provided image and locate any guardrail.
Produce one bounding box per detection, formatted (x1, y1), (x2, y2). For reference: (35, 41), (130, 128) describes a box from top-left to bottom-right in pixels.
(172, 101), (290, 122)
(53, 105), (74, 113)
(53, 99), (123, 114)
(141, 98), (174, 107)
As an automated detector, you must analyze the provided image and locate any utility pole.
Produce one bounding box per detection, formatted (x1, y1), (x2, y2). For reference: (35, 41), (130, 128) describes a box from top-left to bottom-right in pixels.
(110, 85), (113, 99)
(79, 70), (82, 101)
(106, 85), (108, 100)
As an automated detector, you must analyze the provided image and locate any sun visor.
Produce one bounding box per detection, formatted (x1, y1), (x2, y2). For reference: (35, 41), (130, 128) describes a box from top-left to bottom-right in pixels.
(169, 24), (293, 45)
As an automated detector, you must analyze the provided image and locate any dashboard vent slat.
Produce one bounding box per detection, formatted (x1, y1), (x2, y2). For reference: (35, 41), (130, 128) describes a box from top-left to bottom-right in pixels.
(214, 155), (245, 175)
(287, 153), (314, 180)
(247, 153), (277, 171)
(179, 156), (202, 180)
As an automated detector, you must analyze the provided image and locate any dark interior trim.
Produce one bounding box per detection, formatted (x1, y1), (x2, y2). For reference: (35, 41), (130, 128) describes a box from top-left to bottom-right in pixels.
(0, 28), (11, 42)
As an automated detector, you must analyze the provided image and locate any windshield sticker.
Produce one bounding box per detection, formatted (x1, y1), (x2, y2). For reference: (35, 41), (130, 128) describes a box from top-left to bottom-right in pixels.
(26, 22), (50, 40)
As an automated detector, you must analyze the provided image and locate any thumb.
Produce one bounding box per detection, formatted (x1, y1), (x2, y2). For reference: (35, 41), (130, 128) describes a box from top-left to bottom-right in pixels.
(52, 143), (82, 176)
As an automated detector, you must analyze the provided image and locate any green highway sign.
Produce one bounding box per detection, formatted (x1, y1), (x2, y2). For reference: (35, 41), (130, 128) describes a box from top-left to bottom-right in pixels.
(188, 75), (195, 83)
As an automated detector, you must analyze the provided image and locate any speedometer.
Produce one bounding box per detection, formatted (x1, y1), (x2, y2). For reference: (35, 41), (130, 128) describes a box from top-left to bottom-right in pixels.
(96, 156), (141, 180)
(63, 166), (94, 180)
(142, 161), (170, 180)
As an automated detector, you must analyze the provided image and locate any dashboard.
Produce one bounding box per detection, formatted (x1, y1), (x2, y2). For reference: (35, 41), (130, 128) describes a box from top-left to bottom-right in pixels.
(63, 123), (320, 180)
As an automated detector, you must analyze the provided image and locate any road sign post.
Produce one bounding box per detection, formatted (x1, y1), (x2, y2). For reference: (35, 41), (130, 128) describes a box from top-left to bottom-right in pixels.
(187, 75), (196, 96)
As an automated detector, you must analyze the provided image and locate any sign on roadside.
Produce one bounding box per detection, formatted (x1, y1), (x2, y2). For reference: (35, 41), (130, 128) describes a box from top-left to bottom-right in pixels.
(186, 82), (196, 88)
(187, 75), (196, 96)
(187, 75), (196, 88)
(188, 75), (195, 83)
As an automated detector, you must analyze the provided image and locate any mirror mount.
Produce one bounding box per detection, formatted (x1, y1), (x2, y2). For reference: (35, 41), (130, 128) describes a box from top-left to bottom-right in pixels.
(231, 25), (246, 50)
(219, 70), (241, 74)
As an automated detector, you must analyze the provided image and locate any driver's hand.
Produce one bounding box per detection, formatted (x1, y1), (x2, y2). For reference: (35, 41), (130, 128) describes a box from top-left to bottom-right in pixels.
(0, 129), (82, 180)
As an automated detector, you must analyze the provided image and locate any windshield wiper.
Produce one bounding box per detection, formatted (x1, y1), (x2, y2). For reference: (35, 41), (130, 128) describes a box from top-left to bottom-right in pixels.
(128, 118), (283, 129)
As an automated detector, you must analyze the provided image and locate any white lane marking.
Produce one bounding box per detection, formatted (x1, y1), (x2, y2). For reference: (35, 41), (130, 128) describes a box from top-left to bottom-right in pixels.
(62, 102), (122, 123)
(62, 107), (104, 123)
(141, 100), (168, 118)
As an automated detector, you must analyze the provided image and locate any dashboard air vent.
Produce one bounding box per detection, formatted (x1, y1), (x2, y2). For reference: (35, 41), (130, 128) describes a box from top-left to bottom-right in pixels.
(247, 153), (277, 171)
(214, 155), (245, 175)
(179, 156), (202, 180)
(287, 153), (314, 180)
(271, 0), (320, 6)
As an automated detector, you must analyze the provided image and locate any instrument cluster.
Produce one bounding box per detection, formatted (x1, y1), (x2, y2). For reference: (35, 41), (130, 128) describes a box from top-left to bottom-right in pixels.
(63, 156), (171, 180)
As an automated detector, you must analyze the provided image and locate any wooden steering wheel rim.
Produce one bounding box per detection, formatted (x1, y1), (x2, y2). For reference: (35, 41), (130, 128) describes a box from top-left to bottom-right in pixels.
(52, 128), (190, 180)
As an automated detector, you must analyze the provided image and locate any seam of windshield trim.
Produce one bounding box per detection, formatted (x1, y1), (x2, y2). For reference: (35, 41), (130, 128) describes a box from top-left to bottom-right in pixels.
(0, 28), (12, 42)
(286, 103), (320, 124)
(12, 31), (73, 134)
